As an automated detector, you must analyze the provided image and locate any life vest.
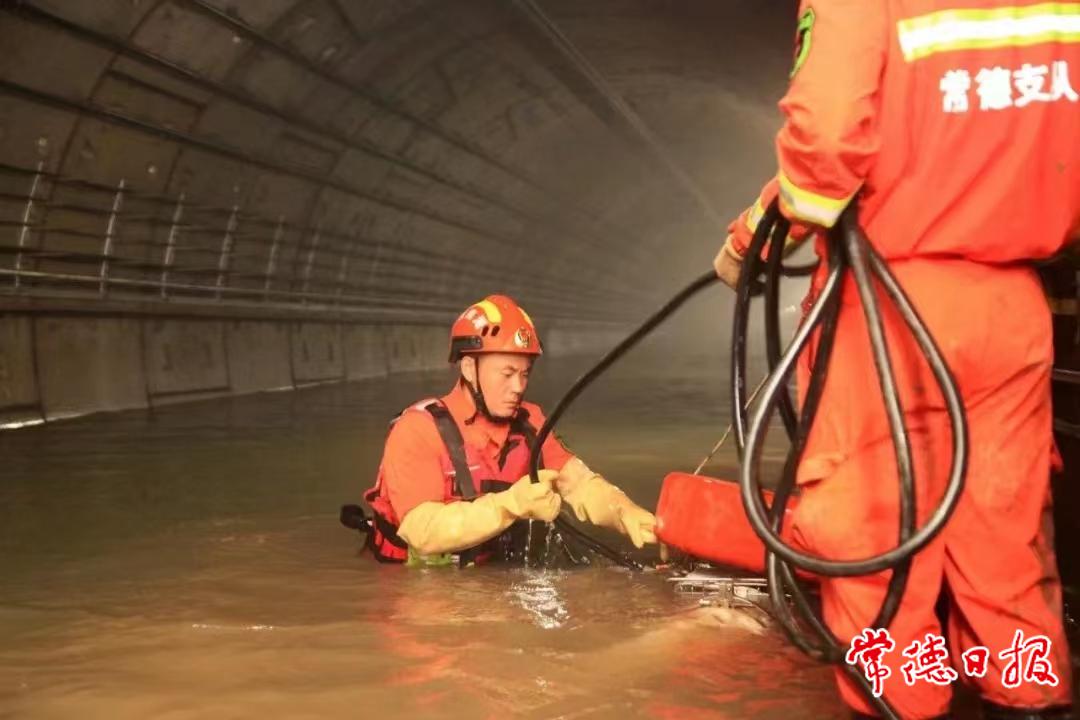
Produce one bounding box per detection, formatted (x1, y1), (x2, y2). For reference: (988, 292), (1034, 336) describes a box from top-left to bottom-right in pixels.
(363, 399), (545, 565)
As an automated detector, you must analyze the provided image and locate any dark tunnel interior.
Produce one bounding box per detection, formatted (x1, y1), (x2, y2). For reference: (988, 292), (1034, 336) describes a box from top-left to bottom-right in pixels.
(0, 0), (814, 423)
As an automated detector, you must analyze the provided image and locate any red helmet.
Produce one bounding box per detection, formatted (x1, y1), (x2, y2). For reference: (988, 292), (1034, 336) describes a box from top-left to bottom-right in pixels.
(448, 294), (543, 363)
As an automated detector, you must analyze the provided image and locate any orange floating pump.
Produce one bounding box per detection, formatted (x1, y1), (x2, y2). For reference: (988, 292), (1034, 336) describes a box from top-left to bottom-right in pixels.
(656, 471), (806, 577)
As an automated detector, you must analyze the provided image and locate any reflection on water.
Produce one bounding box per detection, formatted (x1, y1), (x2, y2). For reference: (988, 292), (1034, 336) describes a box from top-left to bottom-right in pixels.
(0, 354), (883, 718)
(507, 571), (571, 631)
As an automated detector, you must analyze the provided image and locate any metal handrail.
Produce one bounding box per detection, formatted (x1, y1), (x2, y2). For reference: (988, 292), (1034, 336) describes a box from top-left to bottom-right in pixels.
(0, 157), (646, 322)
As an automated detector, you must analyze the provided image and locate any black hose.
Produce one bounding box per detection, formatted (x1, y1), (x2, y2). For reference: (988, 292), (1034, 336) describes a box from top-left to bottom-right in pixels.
(753, 209), (911, 658)
(528, 271), (718, 570)
(736, 203), (968, 576)
(733, 200), (969, 719)
(763, 234), (846, 663)
(525, 196), (968, 718)
(764, 216), (801, 443)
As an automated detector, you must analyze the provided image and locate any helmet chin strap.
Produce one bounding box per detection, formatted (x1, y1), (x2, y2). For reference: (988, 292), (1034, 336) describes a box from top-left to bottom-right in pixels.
(463, 356), (512, 425)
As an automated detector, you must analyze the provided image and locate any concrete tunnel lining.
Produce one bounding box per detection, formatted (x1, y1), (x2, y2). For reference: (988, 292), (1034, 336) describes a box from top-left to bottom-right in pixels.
(0, 0), (792, 425)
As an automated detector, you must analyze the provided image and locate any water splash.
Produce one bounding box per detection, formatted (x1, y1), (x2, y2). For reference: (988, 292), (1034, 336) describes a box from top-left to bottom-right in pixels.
(190, 623), (276, 632)
(506, 570), (569, 630)
(523, 519), (534, 568)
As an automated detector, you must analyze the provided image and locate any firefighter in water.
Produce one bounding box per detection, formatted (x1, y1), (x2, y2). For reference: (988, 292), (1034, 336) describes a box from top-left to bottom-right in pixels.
(362, 294), (658, 566)
(712, 1), (1078, 718)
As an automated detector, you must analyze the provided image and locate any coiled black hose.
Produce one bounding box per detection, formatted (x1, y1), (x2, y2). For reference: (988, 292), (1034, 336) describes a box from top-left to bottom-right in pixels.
(733, 200), (969, 719)
(527, 198), (968, 718)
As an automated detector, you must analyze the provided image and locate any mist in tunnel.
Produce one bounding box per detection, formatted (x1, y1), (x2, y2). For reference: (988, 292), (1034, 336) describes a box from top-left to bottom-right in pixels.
(0, 0), (797, 332)
(0, 3), (860, 719)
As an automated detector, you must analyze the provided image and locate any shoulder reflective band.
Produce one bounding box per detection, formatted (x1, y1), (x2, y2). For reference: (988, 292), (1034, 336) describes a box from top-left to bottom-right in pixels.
(898, 3), (1080, 62)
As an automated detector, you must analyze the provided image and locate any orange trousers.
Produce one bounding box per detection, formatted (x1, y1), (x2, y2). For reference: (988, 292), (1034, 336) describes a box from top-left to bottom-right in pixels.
(791, 259), (1072, 718)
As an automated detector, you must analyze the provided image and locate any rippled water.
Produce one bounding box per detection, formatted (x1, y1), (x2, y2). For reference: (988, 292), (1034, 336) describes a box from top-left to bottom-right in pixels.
(2, 351), (1068, 718)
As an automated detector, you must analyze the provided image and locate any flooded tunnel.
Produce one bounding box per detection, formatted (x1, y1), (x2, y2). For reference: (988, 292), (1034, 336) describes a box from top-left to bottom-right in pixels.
(1, 1), (1078, 718)
(0, 0), (802, 422)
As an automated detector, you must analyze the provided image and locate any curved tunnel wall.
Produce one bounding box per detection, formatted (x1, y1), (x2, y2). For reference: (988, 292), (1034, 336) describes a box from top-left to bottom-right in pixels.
(0, 0), (791, 427)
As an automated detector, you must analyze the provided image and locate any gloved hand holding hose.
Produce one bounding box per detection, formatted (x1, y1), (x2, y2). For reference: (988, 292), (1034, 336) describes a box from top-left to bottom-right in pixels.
(714, 179), (813, 289)
(397, 469), (561, 556)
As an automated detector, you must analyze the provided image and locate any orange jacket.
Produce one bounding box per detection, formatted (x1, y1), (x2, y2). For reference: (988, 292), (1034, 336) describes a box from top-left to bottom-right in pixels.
(731, 0), (1080, 263)
(370, 382), (574, 524)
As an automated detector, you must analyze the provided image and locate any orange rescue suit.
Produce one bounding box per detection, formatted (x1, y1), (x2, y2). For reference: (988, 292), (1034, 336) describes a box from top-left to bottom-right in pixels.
(725, 1), (1079, 717)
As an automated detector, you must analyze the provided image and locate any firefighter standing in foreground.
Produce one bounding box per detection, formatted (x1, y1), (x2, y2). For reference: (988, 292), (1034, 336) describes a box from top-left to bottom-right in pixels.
(713, 2), (1079, 718)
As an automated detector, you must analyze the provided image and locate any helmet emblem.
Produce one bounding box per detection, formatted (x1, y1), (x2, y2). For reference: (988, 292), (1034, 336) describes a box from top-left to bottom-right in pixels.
(514, 327), (531, 348)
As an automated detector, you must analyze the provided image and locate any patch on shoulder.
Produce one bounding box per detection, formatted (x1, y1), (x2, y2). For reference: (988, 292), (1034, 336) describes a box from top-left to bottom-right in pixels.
(791, 7), (815, 79)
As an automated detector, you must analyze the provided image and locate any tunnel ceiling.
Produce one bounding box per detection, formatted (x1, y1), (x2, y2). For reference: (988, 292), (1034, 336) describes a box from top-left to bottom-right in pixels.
(0, 0), (794, 326)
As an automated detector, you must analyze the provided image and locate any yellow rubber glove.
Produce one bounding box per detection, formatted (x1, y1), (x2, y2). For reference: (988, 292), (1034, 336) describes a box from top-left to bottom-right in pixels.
(397, 469), (561, 556)
(557, 458), (658, 549)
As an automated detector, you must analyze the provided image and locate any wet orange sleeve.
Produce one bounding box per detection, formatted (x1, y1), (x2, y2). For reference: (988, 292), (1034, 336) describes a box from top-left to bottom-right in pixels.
(728, 178), (813, 257)
(525, 405), (574, 472)
(732, 0), (887, 253)
(774, 0), (886, 227)
(380, 412), (448, 520)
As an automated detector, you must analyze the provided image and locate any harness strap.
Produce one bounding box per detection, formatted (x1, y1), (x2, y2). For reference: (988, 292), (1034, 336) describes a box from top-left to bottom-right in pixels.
(424, 402), (476, 499)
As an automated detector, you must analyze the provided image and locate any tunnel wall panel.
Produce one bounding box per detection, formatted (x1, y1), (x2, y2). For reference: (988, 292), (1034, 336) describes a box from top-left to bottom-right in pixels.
(35, 316), (147, 420)
(0, 96), (78, 182)
(226, 320), (293, 394)
(291, 322), (345, 384)
(545, 324), (628, 359)
(0, 14), (111, 99)
(3, 314), (618, 428)
(343, 325), (389, 380)
(383, 325), (420, 372)
(31, 0), (153, 37)
(0, 315), (40, 426)
(144, 319), (230, 403)
(384, 325), (446, 373)
(417, 326), (448, 371)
